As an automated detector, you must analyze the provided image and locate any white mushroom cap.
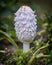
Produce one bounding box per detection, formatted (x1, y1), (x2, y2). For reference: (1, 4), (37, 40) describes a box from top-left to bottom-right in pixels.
(14, 6), (37, 43)
(15, 6), (35, 16)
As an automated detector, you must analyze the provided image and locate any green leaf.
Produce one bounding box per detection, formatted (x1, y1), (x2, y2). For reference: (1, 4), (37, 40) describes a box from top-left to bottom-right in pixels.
(36, 53), (43, 58)
(0, 30), (18, 49)
(10, 30), (16, 38)
(0, 50), (5, 53)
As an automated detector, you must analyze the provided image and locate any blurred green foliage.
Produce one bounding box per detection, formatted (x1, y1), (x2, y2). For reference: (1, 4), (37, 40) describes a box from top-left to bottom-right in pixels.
(0, 0), (52, 65)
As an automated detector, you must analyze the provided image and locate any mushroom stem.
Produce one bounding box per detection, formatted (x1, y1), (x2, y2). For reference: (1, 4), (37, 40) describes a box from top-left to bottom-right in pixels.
(23, 42), (30, 52)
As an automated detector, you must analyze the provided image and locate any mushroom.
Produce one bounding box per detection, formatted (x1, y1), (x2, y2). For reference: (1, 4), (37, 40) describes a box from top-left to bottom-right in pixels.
(14, 6), (37, 52)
